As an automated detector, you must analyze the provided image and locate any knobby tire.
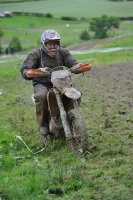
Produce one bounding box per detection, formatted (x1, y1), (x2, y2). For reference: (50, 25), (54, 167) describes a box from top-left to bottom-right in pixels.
(68, 108), (88, 155)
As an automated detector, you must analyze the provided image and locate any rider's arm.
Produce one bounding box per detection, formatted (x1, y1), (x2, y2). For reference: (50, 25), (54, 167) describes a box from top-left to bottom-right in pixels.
(21, 49), (44, 80)
(59, 48), (79, 67)
(71, 63), (91, 73)
(26, 69), (45, 78)
(59, 47), (82, 74)
(70, 64), (81, 74)
(59, 48), (91, 73)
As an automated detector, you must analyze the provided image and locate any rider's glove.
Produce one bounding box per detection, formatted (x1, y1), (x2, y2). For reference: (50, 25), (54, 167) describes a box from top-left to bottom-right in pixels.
(38, 67), (52, 77)
(70, 64), (82, 74)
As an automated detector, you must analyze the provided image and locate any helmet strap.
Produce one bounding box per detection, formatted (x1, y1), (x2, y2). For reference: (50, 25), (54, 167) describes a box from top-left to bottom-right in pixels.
(40, 48), (45, 68)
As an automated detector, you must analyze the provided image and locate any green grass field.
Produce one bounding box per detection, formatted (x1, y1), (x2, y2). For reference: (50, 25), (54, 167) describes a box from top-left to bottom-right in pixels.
(0, 52), (133, 199)
(0, 0), (133, 19)
(0, 16), (90, 50)
(0, 1), (133, 199)
(0, 15), (133, 52)
(1, 0), (133, 52)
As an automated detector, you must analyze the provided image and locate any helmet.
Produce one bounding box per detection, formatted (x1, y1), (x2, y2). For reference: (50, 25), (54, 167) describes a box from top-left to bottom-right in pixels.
(41, 30), (60, 57)
(41, 30), (60, 44)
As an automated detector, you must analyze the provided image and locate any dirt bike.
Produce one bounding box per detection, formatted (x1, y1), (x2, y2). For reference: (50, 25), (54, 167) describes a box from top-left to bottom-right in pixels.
(45, 64), (91, 156)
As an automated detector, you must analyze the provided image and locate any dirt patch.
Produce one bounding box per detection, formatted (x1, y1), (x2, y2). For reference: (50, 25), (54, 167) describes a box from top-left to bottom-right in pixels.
(84, 63), (133, 115)
(68, 35), (108, 51)
(70, 37), (133, 115)
(69, 35), (130, 51)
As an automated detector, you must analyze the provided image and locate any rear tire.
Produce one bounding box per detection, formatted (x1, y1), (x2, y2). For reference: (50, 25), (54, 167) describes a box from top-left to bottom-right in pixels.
(68, 108), (88, 155)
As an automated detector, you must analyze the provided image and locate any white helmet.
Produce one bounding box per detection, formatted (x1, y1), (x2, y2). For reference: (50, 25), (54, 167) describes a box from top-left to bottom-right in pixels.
(41, 30), (60, 57)
(41, 29), (60, 44)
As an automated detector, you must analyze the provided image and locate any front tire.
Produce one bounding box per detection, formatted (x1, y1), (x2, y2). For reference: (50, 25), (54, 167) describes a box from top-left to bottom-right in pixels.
(68, 108), (88, 155)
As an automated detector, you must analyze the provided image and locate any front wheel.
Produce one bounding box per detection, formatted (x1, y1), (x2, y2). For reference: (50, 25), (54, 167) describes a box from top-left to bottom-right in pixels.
(67, 108), (88, 155)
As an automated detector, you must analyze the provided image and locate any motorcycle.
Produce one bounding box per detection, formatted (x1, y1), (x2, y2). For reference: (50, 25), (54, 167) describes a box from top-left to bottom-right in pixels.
(45, 64), (91, 156)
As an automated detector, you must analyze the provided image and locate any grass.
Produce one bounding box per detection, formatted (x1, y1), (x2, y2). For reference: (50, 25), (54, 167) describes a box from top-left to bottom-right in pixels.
(0, 15), (133, 51)
(0, 4), (133, 199)
(97, 36), (133, 49)
(74, 50), (133, 67)
(0, 49), (133, 199)
(0, 16), (88, 50)
(0, 0), (133, 19)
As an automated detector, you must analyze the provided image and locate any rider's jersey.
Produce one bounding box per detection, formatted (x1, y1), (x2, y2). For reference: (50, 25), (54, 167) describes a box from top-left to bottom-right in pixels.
(21, 47), (78, 87)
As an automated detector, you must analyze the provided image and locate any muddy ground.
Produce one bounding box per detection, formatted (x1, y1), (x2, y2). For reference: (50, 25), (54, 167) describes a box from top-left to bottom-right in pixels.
(85, 63), (133, 116)
(71, 39), (133, 116)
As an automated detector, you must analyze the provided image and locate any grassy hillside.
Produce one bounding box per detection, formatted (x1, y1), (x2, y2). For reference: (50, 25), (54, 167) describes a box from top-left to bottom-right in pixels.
(0, 15), (133, 52)
(0, 53), (133, 199)
(0, 0), (133, 19)
(0, 2), (133, 199)
(1, 0), (133, 52)
(0, 16), (90, 50)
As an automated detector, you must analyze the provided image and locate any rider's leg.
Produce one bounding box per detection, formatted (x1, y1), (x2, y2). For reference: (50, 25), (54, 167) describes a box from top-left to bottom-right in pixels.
(34, 84), (49, 142)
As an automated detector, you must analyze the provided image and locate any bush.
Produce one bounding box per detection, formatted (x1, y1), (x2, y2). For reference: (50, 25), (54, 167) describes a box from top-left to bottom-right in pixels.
(0, 29), (4, 39)
(61, 16), (77, 21)
(12, 12), (53, 18)
(46, 13), (53, 18)
(9, 37), (22, 52)
(89, 15), (120, 39)
(108, 0), (123, 1)
(108, 0), (133, 1)
(80, 30), (90, 40)
(0, 29), (4, 55)
(0, 45), (3, 55)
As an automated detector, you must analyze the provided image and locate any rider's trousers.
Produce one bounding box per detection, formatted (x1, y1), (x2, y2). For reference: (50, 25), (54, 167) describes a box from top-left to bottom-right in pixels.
(34, 84), (49, 127)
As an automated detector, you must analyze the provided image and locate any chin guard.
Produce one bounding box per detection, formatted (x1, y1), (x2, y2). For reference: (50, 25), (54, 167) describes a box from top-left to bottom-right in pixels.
(47, 49), (59, 57)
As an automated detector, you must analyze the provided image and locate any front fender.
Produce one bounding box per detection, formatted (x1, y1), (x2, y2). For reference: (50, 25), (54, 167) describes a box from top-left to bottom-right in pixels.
(62, 87), (81, 100)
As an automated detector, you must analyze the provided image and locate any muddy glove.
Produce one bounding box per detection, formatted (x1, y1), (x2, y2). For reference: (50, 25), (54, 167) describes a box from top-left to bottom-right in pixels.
(70, 63), (91, 74)
(70, 64), (82, 74)
(38, 67), (52, 77)
(26, 68), (51, 79)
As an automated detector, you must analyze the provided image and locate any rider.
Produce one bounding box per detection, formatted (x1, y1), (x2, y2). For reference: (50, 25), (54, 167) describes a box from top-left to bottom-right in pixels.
(21, 29), (81, 143)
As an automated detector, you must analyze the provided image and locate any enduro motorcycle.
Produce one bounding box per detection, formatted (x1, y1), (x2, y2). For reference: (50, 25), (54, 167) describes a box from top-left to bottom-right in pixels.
(45, 64), (91, 155)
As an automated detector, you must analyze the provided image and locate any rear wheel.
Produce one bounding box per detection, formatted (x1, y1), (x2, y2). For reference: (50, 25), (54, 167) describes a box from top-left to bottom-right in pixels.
(67, 108), (88, 155)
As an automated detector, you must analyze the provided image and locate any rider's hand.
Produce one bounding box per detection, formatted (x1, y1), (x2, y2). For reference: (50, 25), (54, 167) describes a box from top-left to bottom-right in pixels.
(38, 67), (51, 77)
(70, 64), (81, 74)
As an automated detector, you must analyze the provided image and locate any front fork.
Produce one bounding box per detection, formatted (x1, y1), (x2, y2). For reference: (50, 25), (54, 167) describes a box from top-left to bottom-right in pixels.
(53, 88), (72, 138)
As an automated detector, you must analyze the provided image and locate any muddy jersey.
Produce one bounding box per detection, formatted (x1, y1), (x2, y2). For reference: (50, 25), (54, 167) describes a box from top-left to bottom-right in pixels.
(21, 47), (78, 87)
